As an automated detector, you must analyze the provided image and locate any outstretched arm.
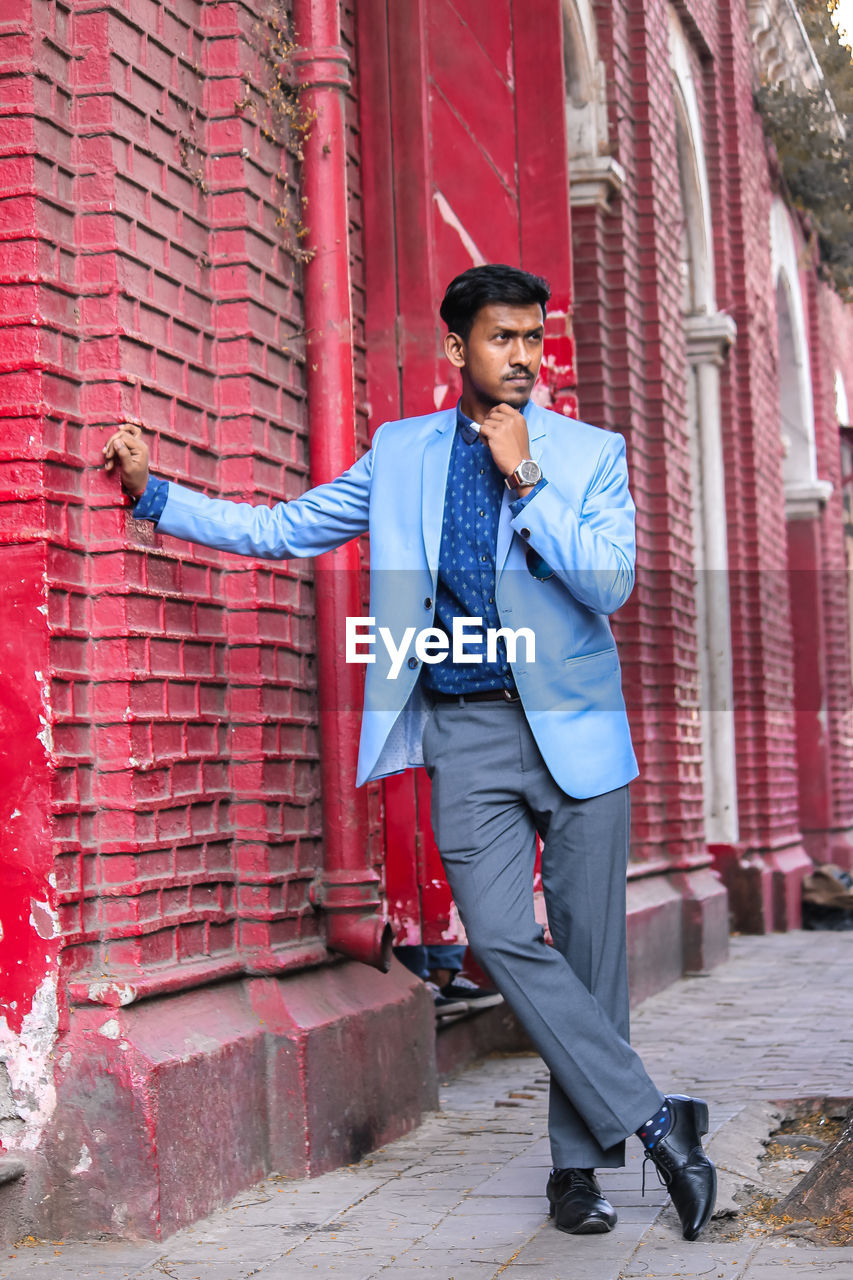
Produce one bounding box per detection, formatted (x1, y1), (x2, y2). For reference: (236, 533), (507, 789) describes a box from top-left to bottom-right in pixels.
(103, 424), (377, 560)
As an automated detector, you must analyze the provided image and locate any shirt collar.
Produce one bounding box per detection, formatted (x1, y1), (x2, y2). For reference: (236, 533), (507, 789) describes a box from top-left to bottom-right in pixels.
(455, 398), (533, 446)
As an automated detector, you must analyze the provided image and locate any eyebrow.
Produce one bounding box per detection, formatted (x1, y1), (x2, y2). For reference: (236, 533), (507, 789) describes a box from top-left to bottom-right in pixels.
(492, 325), (545, 337)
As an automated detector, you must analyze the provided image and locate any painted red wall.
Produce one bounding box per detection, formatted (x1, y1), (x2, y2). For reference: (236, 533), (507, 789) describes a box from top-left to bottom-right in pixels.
(3, 0), (853, 1237)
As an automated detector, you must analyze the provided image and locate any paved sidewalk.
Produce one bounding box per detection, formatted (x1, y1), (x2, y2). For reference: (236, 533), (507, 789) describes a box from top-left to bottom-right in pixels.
(4, 931), (853, 1280)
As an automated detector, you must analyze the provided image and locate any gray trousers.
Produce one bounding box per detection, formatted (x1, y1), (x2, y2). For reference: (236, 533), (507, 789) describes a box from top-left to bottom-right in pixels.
(422, 697), (664, 1168)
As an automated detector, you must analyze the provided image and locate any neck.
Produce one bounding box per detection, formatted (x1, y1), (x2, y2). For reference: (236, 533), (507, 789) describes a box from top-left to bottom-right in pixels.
(458, 390), (490, 425)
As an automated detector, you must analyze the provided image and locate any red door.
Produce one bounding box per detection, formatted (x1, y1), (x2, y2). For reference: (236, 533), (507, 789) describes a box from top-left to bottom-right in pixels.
(355, 0), (576, 945)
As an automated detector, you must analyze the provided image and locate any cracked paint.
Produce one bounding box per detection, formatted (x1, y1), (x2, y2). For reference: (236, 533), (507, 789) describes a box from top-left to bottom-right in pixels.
(0, 974), (59, 1150)
(0, 549), (62, 1151)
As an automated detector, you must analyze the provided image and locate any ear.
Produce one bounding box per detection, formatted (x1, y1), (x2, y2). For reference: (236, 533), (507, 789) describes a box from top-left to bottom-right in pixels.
(443, 330), (466, 370)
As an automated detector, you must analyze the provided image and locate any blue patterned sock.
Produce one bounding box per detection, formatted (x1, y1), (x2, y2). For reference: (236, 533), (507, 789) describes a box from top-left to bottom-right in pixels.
(636, 1102), (672, 1150)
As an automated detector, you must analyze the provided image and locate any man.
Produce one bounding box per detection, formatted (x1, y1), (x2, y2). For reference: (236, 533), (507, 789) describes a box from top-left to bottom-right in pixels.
(104, 263), (716, 1241)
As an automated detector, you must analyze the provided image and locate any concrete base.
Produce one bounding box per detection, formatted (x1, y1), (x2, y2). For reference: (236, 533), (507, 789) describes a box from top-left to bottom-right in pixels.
(710, 841), (812, 932)
(626, 875), (685, 1004)
(435, 1003), (531, 1078)
(765, 843), (813, 930)
(802, 826), (853, 870)
(669, 865), (730, 973)
(1, 960), (436, 1243)
(710, 843), (776, 933)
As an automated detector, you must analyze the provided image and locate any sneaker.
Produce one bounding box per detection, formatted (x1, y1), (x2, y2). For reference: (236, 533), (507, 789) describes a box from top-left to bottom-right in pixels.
(425, 980), (468, 1019)
(441, 975), (504, 1010)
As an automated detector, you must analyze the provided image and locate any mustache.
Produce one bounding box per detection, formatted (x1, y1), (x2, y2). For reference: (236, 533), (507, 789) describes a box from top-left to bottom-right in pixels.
(503, 370), (534, 381)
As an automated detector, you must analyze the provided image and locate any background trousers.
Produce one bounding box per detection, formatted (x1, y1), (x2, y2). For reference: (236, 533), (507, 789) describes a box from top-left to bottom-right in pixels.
(422, 697), (664, 1168)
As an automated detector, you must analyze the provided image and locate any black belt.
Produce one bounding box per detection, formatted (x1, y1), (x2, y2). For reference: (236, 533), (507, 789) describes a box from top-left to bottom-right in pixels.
(429, 687), (520, 704)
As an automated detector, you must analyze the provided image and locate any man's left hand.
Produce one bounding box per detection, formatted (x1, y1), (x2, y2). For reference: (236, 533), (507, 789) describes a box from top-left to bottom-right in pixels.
(479, 403), (531, 483)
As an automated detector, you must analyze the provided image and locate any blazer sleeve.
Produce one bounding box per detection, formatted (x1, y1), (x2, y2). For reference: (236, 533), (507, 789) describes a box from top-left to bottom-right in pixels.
(154, 425), (385, 560)
(508, 431), (636, 615)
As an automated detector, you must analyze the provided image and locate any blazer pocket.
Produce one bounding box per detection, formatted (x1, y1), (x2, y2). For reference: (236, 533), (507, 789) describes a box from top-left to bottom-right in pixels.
(563, 647), (619, 672)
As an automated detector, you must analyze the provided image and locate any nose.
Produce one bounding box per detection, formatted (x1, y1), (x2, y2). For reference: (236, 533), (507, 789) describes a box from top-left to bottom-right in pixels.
(509, 337), (530, 367)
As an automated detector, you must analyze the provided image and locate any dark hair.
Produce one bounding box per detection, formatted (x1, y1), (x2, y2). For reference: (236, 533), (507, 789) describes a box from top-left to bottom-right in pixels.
(439, 264), (551, 340)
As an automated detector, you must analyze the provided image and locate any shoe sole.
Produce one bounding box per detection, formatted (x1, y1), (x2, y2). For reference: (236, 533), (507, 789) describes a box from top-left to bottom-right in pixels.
(548, 1204), (617, 1235)
(554, 1216), (614, 1235)
(434, 1001), (469, 1018)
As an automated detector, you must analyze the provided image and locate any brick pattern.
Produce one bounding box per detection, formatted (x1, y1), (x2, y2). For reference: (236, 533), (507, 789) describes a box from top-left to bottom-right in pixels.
(0, 0), (336, 994)
(573, 0), (853, 873)
(7, 0), (853, 1008)
(808, 274), (853, 834)
(714, 0), (802, 852)
(575, 0), (706, 871)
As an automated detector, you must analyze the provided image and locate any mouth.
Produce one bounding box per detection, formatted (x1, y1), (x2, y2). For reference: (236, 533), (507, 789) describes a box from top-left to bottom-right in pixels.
(505, 374), (533, 385)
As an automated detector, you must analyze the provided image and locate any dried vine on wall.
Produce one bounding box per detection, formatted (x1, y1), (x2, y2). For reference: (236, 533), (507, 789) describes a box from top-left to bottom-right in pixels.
(236, 0), (316, 263)
(756, 1), (853, 299)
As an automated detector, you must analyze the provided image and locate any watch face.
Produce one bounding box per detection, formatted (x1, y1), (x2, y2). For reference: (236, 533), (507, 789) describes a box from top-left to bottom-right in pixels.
(518, 459), (541, 485)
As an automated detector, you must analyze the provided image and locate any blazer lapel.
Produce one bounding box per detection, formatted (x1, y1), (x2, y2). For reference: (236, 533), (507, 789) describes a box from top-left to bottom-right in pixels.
(421, 410), (457, 584)
(496, 402), (549, 580)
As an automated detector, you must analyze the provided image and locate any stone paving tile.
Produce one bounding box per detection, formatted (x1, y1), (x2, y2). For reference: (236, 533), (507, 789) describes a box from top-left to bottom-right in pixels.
(509, 1223), (650, 1276)
(619, 1241), (756, 1278)
(742, 1243), (853, 1276)
(3, 933), (853, 1280)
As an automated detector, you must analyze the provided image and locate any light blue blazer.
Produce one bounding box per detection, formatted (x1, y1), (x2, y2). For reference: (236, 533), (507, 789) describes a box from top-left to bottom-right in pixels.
(155, 401), (639, 799)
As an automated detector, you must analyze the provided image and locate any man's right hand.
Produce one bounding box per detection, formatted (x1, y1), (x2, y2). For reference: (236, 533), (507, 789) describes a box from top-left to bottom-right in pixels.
(103, 423), (150, 499)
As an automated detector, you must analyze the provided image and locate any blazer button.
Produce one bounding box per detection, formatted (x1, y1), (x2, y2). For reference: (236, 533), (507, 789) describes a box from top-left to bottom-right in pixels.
(521, 527), (531, 539)
(407, 656), (418, 669)
(424, 597), (433, 609)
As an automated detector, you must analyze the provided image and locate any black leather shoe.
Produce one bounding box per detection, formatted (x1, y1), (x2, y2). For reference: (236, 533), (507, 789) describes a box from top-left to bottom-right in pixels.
(546, 1167), (617, 1234)
(644, 1095), (716, 1240)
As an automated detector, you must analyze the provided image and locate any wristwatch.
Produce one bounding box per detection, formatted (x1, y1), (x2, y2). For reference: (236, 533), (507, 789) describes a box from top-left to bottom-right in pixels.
(505, 458), (543, 491)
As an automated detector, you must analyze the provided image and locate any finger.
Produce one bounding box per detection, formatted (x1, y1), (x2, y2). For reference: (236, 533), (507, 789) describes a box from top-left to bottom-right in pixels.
(103, 430), (132, 455)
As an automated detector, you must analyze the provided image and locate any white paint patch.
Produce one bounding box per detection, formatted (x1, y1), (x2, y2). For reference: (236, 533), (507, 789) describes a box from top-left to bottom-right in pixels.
(29, 898), (59, 941)
(34, 670), (55, 760)
(433, 384), (449, 410)
(98, 1019), (121, 1040)
(71, 1144), (92, 1175)
(432, 192), (485, 266)
(9, 810), (21, 821)
(86, 982), (137, 1007)
(438, 901), (468, 946)
(0, 974), (59, 1151)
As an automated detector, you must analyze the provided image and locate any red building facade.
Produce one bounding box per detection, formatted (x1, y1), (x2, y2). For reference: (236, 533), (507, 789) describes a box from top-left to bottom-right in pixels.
(1, 0), (852, 1240)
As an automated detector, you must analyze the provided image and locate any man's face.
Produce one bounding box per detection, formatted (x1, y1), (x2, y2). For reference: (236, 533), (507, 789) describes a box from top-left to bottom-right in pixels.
(451, 302), (545, 410)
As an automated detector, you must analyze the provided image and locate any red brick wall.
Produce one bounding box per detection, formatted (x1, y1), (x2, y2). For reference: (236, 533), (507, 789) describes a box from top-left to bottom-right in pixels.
(573, 0), (853, 878)
(575, 0), (706, 871)
(809, 275), (853, 838)
(0, 0), (339, 1010)
(714, 0), (803, 853)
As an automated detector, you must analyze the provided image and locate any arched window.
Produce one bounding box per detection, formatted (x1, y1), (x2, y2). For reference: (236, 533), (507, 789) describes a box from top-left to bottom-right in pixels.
(670, 10), (739, 845)
(769, 198), (831, 516)
(562, 0), (625, 209)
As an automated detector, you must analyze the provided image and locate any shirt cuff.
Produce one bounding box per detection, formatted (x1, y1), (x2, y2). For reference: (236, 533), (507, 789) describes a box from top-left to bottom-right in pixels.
(131, 476), (169, 524)
(509, 476), (548, 517)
